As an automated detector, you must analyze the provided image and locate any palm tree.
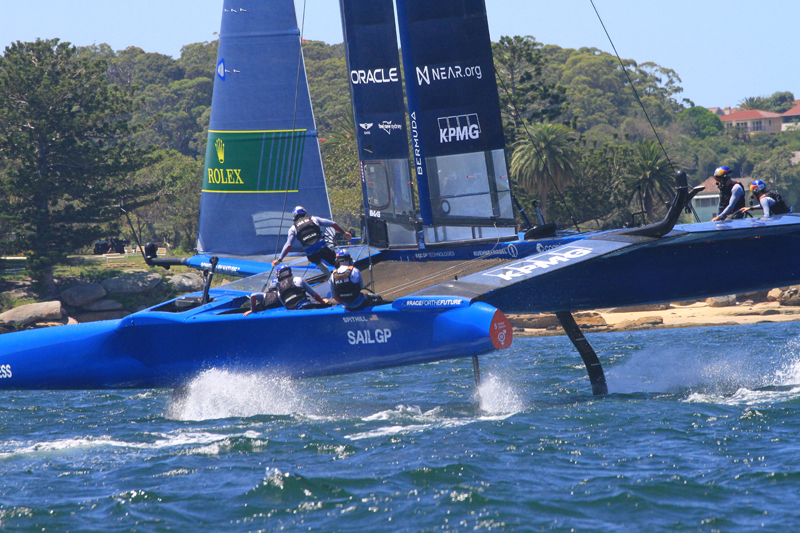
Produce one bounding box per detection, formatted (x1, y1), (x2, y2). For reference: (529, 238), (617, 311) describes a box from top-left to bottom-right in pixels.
(510, 122), (577, 219)
(724, 146), (751, 178)
(627, 140), (675, 221)
(738, 96), (765, 111)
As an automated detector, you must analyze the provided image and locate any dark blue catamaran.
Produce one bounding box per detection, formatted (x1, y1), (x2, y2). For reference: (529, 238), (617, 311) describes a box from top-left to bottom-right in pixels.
(2, 0), (800, 396)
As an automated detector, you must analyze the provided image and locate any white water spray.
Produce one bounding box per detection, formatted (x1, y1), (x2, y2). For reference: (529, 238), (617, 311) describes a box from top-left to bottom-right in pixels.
(167, 369), (318, 421)
(476, 373), (526, 414)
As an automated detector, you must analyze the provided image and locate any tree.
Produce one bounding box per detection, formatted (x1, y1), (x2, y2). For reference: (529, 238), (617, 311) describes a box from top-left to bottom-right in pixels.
(492, 36), (568, 142)
(319, 109), (362, 227)
(0, 39), (157, 297)
(626, 140), (675, 221)
(509, 122), (577, 220)
(740, 92), (795, 113)
(547, 140), (633, 229)
(677, 106), (723, 139)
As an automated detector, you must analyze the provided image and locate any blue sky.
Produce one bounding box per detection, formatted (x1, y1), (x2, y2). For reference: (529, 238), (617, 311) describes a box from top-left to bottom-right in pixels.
(1, 0), (797, 108)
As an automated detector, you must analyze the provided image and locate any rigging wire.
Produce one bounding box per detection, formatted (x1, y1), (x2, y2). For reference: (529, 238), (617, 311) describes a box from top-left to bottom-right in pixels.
(495, 70), (582, 232)
(589, 0), (676, 174)
(262, 0), (309, 291)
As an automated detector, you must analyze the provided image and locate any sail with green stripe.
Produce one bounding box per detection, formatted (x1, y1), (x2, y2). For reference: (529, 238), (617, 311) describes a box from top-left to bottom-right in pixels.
(197, 0), (331, 256)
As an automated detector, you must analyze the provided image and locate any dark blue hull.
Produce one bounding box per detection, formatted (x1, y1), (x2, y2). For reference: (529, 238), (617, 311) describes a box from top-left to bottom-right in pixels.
(462, 216), (800, 313)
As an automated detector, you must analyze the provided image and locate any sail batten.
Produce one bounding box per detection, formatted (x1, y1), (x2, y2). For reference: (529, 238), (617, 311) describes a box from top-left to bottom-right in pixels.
(197, 0), (331, 256)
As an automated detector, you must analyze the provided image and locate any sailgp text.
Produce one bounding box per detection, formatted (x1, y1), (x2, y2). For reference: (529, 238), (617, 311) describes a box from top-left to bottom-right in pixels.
(348, 329), (392, 345)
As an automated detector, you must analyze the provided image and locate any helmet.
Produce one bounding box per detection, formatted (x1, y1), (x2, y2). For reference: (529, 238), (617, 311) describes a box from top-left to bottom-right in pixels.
(750, 179), (766, 195)
(268, 278), (279, 291)
(713, 166), (732, 180)
(292, 206), (307, 218)
(335, 249), (352, 264)
(276, 264), (292, 279)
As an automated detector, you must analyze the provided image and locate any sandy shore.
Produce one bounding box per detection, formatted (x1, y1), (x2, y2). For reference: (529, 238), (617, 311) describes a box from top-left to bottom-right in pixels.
(509, 301), (800, 337)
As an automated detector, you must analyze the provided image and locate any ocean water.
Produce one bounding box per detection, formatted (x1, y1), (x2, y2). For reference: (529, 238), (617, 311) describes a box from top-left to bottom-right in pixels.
(3, 322), (800, 532)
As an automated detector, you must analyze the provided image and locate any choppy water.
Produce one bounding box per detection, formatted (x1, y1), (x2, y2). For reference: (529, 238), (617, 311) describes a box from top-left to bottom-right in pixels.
(3, 322), (800, 532)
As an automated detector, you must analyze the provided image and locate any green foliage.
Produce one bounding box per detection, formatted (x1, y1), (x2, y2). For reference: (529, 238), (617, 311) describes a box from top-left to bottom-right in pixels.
(677, 106), (723, 139)
(538, 46), (684, 134)
(626, 140), (676, 221)
(123, 150), (203, 250)
(0, 39), (159, 297)
(547, 141), (634, 229)
(740, 91), (796, 113)
(493, 36), (569, 143)
(510, 122), (577, 219)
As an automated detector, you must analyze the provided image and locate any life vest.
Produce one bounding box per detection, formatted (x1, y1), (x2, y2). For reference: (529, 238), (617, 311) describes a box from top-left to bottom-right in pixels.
(262, 289), (280, 310)
(294, 215), (322, 248)
(277, 277), (307, 310)
(718, 180), (745, 215)
(333, 266), (361, 304)
(763, 190), (791, 215)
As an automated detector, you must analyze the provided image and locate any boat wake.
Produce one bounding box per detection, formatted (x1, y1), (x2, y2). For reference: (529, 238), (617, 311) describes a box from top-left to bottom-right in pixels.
(344, 375), (524, 441)
(0, 430), (264, 459)
(345, 403), (513, 441)
(607, 334), (800, 405)
(167, 369), (320, 421)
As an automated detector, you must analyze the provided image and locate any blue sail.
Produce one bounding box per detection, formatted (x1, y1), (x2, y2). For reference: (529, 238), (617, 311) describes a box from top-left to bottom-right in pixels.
(340, 0), (417, 247)
(395, 0), (515, 244)
(197, 0), (332, 257)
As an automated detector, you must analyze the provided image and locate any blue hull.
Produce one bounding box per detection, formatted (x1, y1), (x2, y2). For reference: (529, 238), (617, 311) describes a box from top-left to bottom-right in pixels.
(0, 295), (510, 390)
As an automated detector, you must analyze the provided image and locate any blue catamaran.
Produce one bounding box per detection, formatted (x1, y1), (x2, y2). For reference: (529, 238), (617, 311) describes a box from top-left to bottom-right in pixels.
(2, 0), (800, 396)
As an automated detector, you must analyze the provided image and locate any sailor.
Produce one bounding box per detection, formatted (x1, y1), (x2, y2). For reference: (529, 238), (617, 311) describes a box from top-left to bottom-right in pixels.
(275, 264), (328, 310)
(739, 179), (792, 217)
(244, 278), (282, 317)
(272, 206), (351, 277)
(711, 166), (746, 221)
(327, 249), (384, 311)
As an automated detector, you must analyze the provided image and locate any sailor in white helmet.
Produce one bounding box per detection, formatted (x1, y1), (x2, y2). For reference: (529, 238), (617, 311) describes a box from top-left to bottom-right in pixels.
(272, 206), (351, 277)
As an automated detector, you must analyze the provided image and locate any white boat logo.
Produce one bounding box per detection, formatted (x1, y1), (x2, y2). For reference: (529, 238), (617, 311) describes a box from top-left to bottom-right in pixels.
(359, 123), (374, 133)
(483, 246), (594, 281)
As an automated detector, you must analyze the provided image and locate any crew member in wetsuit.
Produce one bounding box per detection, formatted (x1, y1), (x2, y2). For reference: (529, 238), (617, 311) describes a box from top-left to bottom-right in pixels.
(327, 249), (383, 311)
(739, 179), (792, 217)
(272, 206), (351, 277)
(244, 278), (282, 317)
(275, 264), (328, 310)
(711, 166), (746, 221)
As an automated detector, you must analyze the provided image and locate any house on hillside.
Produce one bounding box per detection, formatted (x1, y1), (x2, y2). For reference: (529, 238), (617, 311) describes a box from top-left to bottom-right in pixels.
(707, 106), (738, 116)
(781, 103), (800, 131)
(720, 110), (783, 134)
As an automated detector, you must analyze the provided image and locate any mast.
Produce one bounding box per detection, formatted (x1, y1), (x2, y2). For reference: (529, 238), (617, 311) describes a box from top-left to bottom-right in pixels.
(395, 0), (516, 246)
(197, 0), (332, 257)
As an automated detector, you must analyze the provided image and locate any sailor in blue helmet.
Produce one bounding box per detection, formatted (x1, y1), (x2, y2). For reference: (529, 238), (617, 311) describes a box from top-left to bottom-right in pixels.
(275, 264), (328, 310)
(711, 166), (746, 221)
(244, 278), (282, 317)
(739, 179), (792, 217)
(272, 206), (351, 277)
(327, 249), (384, 311)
